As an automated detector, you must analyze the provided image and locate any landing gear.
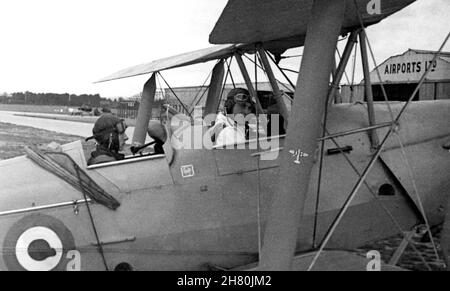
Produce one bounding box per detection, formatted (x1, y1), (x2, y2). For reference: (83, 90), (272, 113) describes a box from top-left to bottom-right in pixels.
(114, 262), (134, 271)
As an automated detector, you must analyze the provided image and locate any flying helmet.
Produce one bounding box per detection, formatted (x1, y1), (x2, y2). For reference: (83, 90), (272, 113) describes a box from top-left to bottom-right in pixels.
(87, 114), (127, 151)
(224, 88), (254, 114)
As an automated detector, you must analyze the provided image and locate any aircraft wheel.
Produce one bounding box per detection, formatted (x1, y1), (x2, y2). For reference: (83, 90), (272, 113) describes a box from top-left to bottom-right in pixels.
(114, 262), (134, 271)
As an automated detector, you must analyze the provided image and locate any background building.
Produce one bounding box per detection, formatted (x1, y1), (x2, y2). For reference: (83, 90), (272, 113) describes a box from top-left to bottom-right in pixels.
(116, 89), (165, 119)
(164, 81), (294, 115)
(116, 81), (294, 120)
(341, 49), (450, 103)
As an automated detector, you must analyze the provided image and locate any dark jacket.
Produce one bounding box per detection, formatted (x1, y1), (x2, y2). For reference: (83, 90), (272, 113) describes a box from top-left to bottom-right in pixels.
(87, 146), (125, 166)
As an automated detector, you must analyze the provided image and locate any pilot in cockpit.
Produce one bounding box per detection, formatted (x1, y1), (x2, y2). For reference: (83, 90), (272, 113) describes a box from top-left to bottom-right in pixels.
(211, 88), (256, 146)
(86, 114), (129, 165)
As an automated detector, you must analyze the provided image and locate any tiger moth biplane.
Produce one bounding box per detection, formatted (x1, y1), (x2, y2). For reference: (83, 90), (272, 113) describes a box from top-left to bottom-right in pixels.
(0, 0), (449, 271)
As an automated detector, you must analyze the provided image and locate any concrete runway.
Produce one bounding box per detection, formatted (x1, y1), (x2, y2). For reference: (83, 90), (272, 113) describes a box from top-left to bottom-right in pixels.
(0, 110), (137, 142)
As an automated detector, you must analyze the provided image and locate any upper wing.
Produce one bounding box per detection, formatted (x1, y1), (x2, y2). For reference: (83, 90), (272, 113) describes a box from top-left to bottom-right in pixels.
(209, 0), (416, 54)
(97, 0), (416, 83)
(96, 44), (236, 83)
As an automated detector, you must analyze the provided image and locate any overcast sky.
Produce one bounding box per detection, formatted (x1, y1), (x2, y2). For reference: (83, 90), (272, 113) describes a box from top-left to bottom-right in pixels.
(0, 0), (449, 98)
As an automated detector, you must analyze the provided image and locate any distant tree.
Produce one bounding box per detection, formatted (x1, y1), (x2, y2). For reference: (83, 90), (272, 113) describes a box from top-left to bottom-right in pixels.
(12, 92), (25, 104)
(7, 91), (105, 106)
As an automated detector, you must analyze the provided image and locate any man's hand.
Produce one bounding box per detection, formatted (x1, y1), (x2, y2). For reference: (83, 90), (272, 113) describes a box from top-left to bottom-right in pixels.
(130, 142), (143, 155)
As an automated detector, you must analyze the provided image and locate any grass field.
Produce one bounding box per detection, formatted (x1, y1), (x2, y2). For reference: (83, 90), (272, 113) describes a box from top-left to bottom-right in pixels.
(357, 225), (446, 271)
(0, 121), (83, 160)
(0, 104), (69, 114)
(0, 104), (137, 126)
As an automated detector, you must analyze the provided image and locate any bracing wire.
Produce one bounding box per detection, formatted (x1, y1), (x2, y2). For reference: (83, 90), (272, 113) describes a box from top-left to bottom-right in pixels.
(336, 47), (352, 86)
(352, 0), (395, 122)
(158, 72), (192, 119)
(187, 61), (216, 112)
(189, 78), (211, 116)
(265, 52), (297, 90)
(393, 132), (441, 261)
(312, 77), (333, 248)
(307, 29), (450, 271)
(277, 67), (299, 74)
(243, 53), (265, 71)
(324, 129), (433, 270)
(225, 56), (236, 89)
(217, 58), (232, 113)
(254, 47), (263, 263)
(155, 72), (173, 122)
(156, 72), (166, 103)
(277, 54), (303, 60)
(350, 41), (358, 102)
(73, 163), (109, 271)
(351, 4), (438, 254)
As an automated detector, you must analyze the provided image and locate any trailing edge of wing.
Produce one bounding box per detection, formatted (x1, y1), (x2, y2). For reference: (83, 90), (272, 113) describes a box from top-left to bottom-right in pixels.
(95, 44), (236, 83)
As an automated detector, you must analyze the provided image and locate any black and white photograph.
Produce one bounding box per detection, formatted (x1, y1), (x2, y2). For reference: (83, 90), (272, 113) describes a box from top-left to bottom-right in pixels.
(0, 0), (449, 275)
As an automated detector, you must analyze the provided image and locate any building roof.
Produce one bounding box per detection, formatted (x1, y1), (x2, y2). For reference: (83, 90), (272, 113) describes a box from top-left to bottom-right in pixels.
(408, 49), (450, 56)
(439, 56), (450, 64)
(224, 82), (294, 93)
(163, 81), (293, 107)
(349, 48), (450, 85)
(159, 81), (293, 92)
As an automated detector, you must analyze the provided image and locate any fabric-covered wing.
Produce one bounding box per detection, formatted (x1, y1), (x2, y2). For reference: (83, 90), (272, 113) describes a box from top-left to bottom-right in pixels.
(96, 44), (236, 83)
(210, 0), (416, 54)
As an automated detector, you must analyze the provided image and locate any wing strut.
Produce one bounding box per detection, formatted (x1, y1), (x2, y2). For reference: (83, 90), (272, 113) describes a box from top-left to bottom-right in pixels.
(259, 0), (347, 270)
(329, 30), (359, 104)
(257, 47), (290, 129)
(235, 53), (264, 114)
(204, 60), (226, 117)
(306, 30), (450, 271)
(359, 30), (379, 148)
(132, 73), (157, 146)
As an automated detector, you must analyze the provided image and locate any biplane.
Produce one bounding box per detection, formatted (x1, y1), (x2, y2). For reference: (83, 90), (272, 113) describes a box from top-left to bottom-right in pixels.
(0, 0), (449, 271)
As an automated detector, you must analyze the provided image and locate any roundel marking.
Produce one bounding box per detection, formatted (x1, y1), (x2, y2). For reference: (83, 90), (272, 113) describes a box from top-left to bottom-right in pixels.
(15, 226), (63, 271)
(3, 214), (76, 271)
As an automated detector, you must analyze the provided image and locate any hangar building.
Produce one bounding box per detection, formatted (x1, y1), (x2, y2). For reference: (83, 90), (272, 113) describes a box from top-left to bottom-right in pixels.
(341, 49), (450, 103)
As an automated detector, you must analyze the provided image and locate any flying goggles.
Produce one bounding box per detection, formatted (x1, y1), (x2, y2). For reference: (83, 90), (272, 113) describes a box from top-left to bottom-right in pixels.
(234, 93), (252, 104)
(85, 119), (127, 141)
